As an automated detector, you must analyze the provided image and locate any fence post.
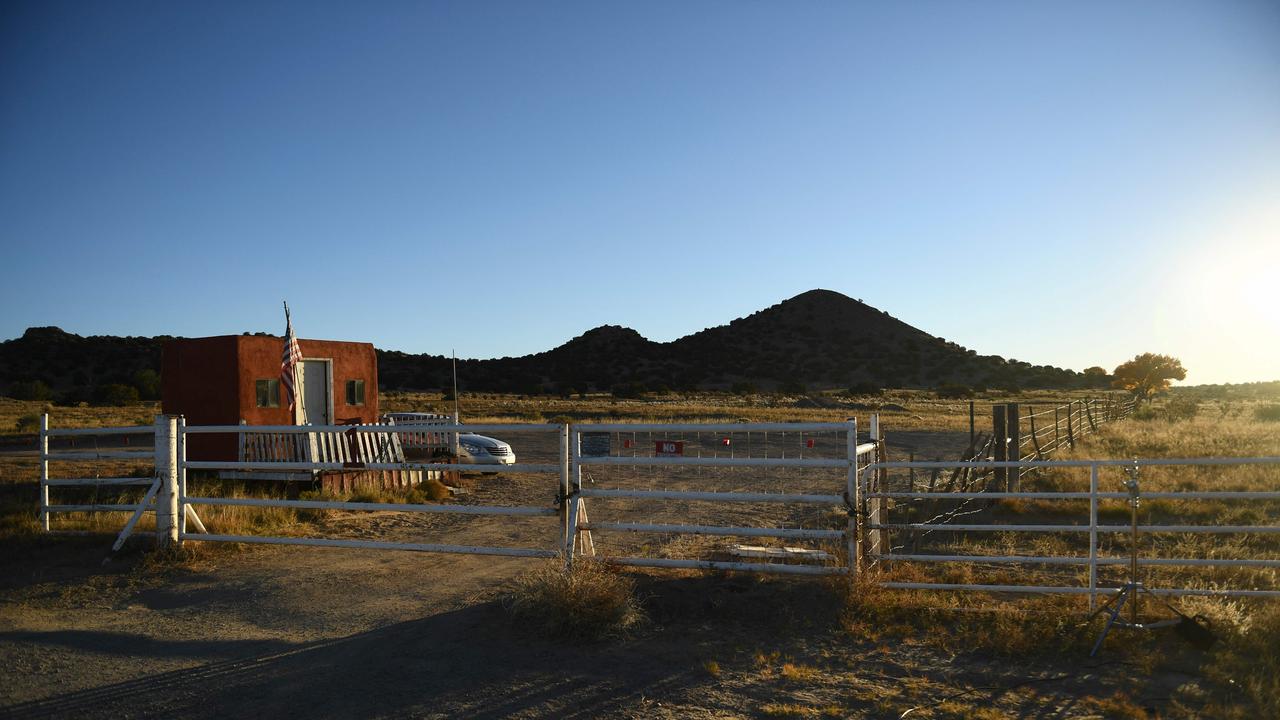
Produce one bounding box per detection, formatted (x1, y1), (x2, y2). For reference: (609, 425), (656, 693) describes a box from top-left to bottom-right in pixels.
(177, 416), (187, 537)
(1006, 403), (1020, 491)
(559, 424), (569, 546)
(1066, 401), (1076, 449)
(992, 405), (1007, 489)
(155, 415), (179, 548)
(39, 413), (50, 532)
(1028, 409), (1043, 460)
(1054, 405), (1061, 451)
(845, 418), (859, 576)
(968, 401), (975, 448)
(564, 425), (581, 569)
(1088, 463), (1099, 611)
(1085, 400), (1098, 433)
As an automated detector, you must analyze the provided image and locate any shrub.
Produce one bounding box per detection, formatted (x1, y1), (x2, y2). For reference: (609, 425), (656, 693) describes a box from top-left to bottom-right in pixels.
(1131, 406), (1159, 421)
(846, 381), (882, 396)
(93, 383), (140, 406)
(8, 380), (52, 401)
(731, 381), (757, 395)
(420, 477), (450, 502)
(1255, 404), (1280, 422)
(1163, 395), (1199, 422)
(503, 559), (644, 641)
(132, 369), (161, 400)
(14, 413), (41, 433)
(547, 415), (573, 425)
(611, 382), (646, 399)
(778, 381), (807, 395)
(934, 384), (974, 399)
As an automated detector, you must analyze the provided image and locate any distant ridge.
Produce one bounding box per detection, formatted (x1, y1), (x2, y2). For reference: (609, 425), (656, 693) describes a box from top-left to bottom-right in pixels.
(379, 289), (1091, 392)
(2, 290), (1097, 399)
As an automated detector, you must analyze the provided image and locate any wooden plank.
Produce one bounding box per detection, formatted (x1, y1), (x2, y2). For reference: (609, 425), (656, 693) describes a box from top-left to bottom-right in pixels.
(114, 478), (161, 552)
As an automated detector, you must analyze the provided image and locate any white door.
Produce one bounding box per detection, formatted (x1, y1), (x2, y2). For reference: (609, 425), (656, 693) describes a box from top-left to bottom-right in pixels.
(301, 360), (330, 425)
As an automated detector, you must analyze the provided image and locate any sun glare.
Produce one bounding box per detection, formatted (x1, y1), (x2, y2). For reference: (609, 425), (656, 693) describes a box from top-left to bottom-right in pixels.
(1169, 207), (1280, 384)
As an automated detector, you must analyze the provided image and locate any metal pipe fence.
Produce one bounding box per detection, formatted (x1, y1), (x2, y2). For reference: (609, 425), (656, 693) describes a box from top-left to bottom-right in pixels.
(862, 457), (1280, 605)
(567, 420), (879, 576)
(33, 413), (1280, 609)
(178, 422), (569, 558)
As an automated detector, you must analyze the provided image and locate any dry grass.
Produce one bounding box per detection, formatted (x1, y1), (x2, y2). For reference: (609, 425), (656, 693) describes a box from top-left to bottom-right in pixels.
(382, 388), (1123, 432)
(502, 558), (646, 641)
(840, 575), (1099, 657)
(759, 702), (844, 718)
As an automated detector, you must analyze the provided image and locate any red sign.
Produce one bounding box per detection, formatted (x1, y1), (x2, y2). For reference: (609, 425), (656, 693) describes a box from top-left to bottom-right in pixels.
(721, 437), (732, 446)
(806, 438), (815, 448)
(655, 440), (684, 456)
(623, 438), (633, 448)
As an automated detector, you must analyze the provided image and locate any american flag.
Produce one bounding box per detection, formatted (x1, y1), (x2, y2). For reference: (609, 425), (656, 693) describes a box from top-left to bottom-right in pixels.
(281, 304), (303, 419)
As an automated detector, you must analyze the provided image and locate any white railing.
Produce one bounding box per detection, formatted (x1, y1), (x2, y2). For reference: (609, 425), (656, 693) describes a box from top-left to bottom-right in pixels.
(238, 423), (408, 466)
(567, 420), (879, 576)
(180, 422), (568, 558)
(35, 412), (1280, 605)
(862, 457), (1280, 606)
(38, 414), (164, 551)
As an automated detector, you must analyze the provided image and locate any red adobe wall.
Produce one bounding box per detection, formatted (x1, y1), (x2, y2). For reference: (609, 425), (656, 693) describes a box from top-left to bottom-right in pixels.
(235, 335), (379, 425)
(161, 335), (379, 461)
(161, 336), (243, 460)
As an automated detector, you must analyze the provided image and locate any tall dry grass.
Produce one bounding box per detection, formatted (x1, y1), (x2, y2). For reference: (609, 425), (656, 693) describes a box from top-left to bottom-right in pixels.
(502, 558), (646, 641)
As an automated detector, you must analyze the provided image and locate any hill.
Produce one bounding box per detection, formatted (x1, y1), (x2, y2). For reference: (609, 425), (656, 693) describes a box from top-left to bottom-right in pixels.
(377, 289), (1093, 393)
(2, 290), (1099, 401)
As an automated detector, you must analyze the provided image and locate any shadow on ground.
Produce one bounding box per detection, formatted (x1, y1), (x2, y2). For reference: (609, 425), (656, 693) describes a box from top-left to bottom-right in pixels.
(0, 574), (846, 719)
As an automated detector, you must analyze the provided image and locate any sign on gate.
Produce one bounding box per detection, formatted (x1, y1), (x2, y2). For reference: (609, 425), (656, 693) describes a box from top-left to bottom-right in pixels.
(581, 432), (612, 457)
(655, 440), (684, 456)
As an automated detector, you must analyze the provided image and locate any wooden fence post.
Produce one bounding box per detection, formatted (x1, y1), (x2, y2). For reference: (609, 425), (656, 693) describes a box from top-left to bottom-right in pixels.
(1086, 400), (1098, 432)
(1054, 405), (1061, 451)
(1066, 401), (1076, 449)
(155, 415), (179, 549)
(992, 404), (1007, 489)
(1029, 409), (1044, 460)
(1006, 403), (1020, 491)
(969, 401), (975, 448)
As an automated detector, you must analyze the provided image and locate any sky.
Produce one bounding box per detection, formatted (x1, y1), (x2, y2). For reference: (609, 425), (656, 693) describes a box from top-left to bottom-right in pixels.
(2, 1), (1277, 385)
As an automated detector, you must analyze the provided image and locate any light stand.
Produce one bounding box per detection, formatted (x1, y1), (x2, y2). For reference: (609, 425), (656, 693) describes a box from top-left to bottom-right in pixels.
(1088, 461), (1180, 656)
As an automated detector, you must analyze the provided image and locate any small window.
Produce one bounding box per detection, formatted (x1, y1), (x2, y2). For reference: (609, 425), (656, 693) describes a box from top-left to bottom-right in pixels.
(255, 379), (281, 408)
(346, 379), (365, 406)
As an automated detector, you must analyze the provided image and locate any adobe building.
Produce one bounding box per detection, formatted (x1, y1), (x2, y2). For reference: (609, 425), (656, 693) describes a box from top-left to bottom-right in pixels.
(162, 334), (380, 462)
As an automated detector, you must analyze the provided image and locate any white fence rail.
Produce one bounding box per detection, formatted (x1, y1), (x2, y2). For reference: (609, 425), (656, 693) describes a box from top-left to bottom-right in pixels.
(566, 420), (879, 576)
(38, 414), (161, 550)
(33, 412), (1280, 606)
(862, 457), (1280, 605)
(179, 422), (568, 557)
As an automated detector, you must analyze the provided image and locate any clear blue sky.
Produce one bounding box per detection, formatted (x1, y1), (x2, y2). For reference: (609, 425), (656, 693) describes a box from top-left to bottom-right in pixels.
(2, 1), (1277, 384)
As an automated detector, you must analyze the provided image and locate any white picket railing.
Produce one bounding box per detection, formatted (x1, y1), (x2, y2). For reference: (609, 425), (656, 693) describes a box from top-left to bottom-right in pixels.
(180, 422), (567, 558)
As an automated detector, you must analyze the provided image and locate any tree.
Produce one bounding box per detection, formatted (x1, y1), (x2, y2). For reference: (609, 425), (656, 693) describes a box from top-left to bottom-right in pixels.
(133, 369), (161, 400)
(1082, 366), (1110, 389)
(1111, 354), (1186, 403)
(9, 380), (52, 401)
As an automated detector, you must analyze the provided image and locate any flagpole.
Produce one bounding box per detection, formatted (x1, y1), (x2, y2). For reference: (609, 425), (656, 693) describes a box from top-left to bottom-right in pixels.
(452, 350), (460, 422)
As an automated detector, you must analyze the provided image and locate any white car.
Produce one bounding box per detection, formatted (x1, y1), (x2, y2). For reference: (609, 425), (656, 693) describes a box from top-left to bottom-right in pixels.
(383, 412), (516, 467)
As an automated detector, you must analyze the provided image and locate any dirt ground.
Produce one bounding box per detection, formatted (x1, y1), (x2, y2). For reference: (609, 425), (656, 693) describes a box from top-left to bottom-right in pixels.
(1, 501), (1205, 720)
(0, 525), (1175, 720)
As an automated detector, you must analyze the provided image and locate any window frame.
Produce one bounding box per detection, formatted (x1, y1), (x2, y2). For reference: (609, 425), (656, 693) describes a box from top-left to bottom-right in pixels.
(255, 378), (281, 408)
(346, 379), (365, 406)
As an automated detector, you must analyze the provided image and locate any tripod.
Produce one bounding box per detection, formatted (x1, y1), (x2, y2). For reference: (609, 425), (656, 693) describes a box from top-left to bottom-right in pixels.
(1088, 463), (1179, 656)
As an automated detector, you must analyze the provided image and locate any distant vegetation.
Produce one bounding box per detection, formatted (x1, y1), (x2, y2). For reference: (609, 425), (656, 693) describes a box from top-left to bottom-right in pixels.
(1111, 352), (1187, 403)
(3, 292), (1271, 403)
